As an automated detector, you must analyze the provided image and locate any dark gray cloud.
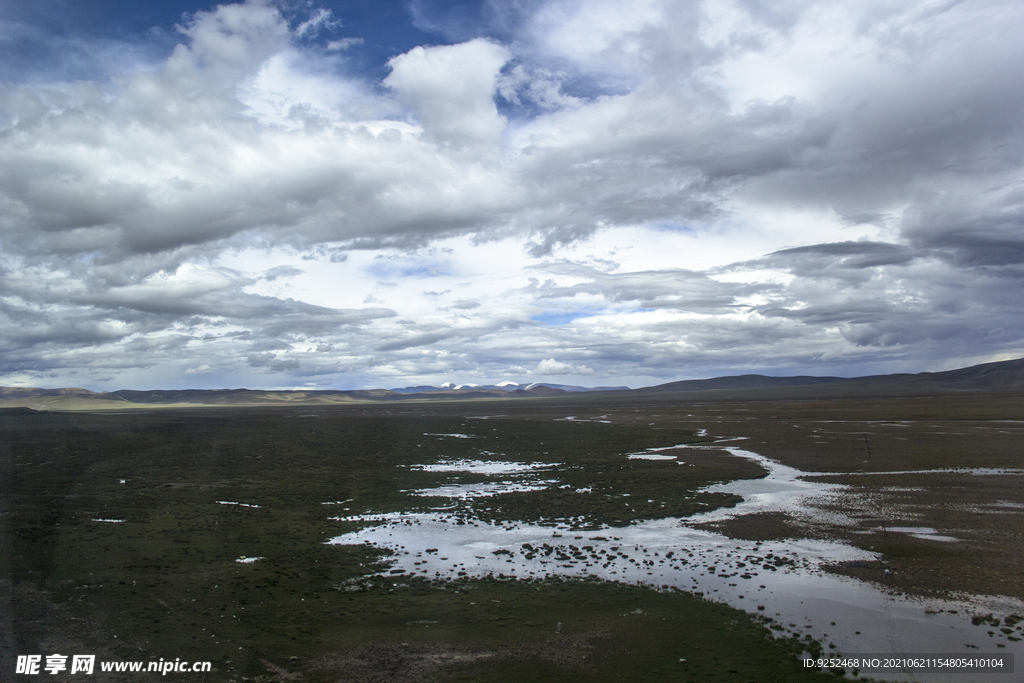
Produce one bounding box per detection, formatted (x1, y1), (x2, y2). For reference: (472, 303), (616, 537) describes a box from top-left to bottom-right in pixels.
(526, 262), (763, 314)
(761, 241), (919, 273)
(901, 188), (1024, 267)
(2, 0), (1023, 389)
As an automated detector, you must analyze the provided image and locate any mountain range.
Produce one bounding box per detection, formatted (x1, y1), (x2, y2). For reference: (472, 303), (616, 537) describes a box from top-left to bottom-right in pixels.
(2, 357), (1024, 410)
(388, 382), (631, 394)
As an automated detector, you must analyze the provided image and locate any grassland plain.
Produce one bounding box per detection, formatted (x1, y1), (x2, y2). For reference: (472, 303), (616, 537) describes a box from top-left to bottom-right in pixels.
(2, 393), (1022, 681)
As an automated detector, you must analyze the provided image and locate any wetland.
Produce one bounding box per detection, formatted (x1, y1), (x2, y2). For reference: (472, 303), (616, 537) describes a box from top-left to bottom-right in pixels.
(2, 392), (1023, 681)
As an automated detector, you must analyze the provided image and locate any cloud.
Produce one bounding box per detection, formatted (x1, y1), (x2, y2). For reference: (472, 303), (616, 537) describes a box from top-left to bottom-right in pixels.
(2, 0), (1024, 389)
(247, 352), (300, 372)
(262, 265), (304, 280)
(525, 261), (762, 313)
(0, 2), (515, 269)
(326, 37), (364, 52)
(172, 1), (291, 81)
(766, 242), (918, 271)
(384, 38), (511, 146)
(537, 357), (594, 375)
(900, 187), (1024, 267)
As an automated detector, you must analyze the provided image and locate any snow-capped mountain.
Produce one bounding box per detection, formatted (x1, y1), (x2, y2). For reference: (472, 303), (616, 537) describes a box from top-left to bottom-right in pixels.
(388, 382), (630, 394)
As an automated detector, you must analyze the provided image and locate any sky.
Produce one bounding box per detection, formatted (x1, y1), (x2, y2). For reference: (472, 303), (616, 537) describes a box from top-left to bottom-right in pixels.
(1, 0), (1023, 391)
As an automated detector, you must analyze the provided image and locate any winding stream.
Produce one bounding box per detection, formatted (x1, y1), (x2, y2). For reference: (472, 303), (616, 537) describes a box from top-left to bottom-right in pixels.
(328, 440), (1024, 682)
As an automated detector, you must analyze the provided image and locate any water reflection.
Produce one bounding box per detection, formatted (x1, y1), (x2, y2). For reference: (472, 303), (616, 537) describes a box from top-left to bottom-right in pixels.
(328, 441), (1024, 682)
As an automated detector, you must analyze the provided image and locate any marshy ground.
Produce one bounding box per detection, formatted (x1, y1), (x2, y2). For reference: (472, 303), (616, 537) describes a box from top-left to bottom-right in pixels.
(2, 393), (1022, 681)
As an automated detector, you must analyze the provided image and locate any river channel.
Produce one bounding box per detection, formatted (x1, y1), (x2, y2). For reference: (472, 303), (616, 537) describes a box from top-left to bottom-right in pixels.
(328, 439), (1023, 682)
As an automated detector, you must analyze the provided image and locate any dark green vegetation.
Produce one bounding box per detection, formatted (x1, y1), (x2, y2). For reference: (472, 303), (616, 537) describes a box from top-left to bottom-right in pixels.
(2, 406), (836, 682)
(3, 388), (1024, 680)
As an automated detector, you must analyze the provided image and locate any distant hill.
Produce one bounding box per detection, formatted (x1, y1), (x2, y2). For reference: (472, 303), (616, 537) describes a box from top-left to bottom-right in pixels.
(638, 357), (1024, 399)
(526, 383), (632, 393)
(0, 386), (98, 399)
(0, 383), (573, 410)
(2, 357), (1023, 410)
(640, 374), (847, 393)
(892, 357), (1024, 391)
